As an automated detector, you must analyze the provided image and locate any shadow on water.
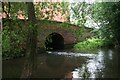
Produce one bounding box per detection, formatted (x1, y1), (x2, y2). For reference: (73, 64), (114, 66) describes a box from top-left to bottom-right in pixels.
(32, 51), (87, 78)
(2, 48), (120, 78)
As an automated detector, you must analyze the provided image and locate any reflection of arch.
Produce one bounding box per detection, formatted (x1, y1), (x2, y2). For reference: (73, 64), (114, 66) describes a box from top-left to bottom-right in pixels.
(45, 32), (64, 51)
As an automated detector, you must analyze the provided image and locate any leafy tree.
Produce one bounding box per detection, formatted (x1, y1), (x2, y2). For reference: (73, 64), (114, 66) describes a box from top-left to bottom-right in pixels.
(70, 2), (91, 26)
(91, 2), (120, 46)
(2, 2), (70, 21)
(70, 2), (92, 40)
(33, 2), (70, 21)
(2, 2), (27, 19)
(2, 2), (11, 18)
(70, 2), (120, 48)
(2, 20), (27, 59)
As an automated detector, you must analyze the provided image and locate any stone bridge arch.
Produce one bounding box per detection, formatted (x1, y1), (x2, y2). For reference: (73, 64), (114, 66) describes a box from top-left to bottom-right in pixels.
(45, 32), (64, 50)
(37, 28), (77, 49)
(37, 20), (93, 49)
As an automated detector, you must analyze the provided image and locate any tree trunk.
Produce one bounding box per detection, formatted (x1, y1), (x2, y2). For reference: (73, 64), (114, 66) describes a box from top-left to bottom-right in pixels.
(21, 2), (37, 78)
(2, 2), (10, 18)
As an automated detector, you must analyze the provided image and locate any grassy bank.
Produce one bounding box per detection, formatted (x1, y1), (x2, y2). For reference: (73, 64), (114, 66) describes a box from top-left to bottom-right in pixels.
(74, 38), (104, 53)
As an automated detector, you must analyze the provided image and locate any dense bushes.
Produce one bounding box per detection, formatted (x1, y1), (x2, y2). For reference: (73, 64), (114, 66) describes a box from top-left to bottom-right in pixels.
(74, 38), (104, 53)
(74, 37), (115, 53)
(2, 20), (27, 59)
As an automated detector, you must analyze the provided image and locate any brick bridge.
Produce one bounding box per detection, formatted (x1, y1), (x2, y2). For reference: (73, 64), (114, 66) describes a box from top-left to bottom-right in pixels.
(3, 19), (93, 50)
(37, 20), (93, 49)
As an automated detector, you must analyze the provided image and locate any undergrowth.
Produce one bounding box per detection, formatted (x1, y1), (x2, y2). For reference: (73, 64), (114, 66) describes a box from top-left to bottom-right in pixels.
(74, 38), (104, 53)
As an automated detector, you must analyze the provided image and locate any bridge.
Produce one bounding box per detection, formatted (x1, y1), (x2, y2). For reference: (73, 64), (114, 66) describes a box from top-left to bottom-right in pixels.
(36, 20), (93, 50)
(3, 19), (93, 51)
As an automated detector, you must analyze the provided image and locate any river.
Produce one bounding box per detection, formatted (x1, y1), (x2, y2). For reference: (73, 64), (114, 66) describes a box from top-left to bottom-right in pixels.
(2, 48), (120, 79)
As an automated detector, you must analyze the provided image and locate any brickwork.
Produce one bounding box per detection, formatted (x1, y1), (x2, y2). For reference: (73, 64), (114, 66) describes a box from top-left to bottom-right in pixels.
(37, 20), (93, 48)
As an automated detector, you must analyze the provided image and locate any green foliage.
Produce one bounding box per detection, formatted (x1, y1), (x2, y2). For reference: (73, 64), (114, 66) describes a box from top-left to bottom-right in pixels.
(71, 2), (120, 47)
(46, 34), (53, 43)
(2, 21), (27, 59)
(91, 2), (120, 45)
(28, 24), (34, 30)
(60, 2), (70, 15)
(3, 2), (27, 19)
(70, 2), (90, 26)
(70, 2), (92, 40)
(35, 2), (70, 21)
(74, 38), (104, 52)
(60, 22), (69, 28)
(45, 34), (53, 50)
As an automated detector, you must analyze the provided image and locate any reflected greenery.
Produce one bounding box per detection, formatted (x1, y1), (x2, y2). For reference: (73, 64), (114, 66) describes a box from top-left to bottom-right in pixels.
(2, 49), (120, 78)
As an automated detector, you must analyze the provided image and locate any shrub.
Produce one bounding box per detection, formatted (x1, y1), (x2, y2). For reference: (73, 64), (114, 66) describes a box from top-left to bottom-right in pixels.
(2, 22), (27, 59)
(74, 38), (104, 53)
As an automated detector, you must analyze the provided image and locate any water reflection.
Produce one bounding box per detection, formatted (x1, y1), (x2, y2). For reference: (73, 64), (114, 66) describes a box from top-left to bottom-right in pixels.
(87, 50), (105, 78)
(46, 55), (65, 69)
(2, 49), (120, 78)
(71, 49), (119, 78)
(47, 51), (96, 58)
(32, 52), (87, 78)
(108, 50), (113, 60)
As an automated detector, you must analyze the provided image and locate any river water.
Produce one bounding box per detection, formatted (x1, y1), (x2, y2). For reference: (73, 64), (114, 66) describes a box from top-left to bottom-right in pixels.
(2, 48), (120, 79)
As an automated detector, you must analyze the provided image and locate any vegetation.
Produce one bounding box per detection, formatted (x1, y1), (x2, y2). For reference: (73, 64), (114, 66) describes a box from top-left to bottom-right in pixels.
(74, 38), (104, 53)
(90, 2), (120, 47)
(2, 1), (120, 79)
(74, 38), (103, 49)
(72, 2), (120, 52)
(2, 20), (27, 59)
(2, 2), (120, 57)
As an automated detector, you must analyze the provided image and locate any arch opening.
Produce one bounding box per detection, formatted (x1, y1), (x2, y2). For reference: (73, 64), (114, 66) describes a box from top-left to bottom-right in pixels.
(45, 33), (64, 51)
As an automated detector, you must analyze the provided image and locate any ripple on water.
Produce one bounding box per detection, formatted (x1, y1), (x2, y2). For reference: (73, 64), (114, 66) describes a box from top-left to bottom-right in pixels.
(47, 51), (96, 58)
(71, 50), (106, 78)
(46, 51), (107, 78)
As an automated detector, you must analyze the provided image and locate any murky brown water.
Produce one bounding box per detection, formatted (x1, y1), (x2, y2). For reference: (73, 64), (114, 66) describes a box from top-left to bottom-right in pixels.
(2, 48), (120, 79)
